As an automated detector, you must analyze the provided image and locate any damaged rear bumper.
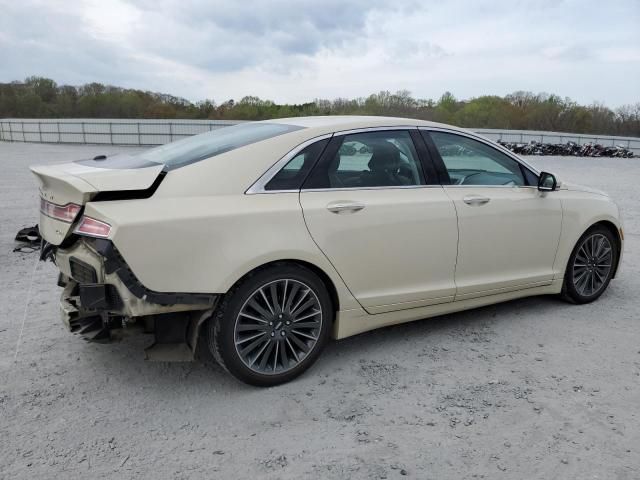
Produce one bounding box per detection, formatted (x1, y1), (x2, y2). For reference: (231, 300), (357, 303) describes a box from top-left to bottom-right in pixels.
(53, 237), (219, 359)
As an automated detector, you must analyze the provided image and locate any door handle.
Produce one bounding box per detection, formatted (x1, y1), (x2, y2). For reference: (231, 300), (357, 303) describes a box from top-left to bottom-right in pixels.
(326, 201), (366, 214)
(463, 195), (491, 206)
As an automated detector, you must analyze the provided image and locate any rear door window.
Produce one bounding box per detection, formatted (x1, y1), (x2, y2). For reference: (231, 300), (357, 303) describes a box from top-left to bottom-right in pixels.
(304, 131), (426, 189)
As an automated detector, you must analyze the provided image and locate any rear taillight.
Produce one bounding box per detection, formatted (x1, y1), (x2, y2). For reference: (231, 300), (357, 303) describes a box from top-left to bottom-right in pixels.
(74, 216), (112, 238)
(40, 198), (81, 223)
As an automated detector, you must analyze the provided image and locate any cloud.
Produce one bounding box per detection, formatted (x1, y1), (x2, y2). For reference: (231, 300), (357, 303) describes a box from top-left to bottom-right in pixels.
(0, 0), (638, 106)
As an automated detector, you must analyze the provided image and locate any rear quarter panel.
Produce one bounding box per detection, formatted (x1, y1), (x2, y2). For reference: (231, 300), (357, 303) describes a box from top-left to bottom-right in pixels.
(84, 193), (361, 311)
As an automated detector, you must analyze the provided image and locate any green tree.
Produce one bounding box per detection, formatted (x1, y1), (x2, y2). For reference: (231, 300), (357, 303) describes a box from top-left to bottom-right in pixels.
(25, 76), (58, 103)
(0, 76), (638, 137)
(454, 96), (514, 128)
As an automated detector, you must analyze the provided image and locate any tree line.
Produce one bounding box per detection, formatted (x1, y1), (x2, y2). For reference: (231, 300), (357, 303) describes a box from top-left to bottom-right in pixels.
(1, 76), (638, 137)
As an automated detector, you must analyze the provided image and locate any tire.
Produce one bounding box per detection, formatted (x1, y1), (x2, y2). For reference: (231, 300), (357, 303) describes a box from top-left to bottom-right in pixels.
(562, 226), (618, 304)
(206, 264), (333, 387)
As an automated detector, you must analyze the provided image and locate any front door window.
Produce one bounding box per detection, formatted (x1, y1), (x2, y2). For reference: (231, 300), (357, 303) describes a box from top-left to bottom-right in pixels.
(429, 131), (532, 186)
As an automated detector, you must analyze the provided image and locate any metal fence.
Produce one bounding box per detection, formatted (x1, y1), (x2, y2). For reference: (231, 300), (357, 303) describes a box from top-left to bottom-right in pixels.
(475, 128), (640, 154)
(1, 118), (639, 154)
(0, 118), (242, 146)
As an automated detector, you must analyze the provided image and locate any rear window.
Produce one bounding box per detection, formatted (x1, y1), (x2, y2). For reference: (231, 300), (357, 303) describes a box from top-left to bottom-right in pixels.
(140, 122), (303, 169)
(77, 122), (303, 170)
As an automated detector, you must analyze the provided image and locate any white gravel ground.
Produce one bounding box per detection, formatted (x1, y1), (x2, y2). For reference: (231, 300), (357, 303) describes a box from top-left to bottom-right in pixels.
(1, 142), (639, 479)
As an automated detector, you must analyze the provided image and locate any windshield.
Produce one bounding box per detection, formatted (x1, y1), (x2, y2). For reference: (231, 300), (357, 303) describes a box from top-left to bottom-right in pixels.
(139, 122), (303, 169)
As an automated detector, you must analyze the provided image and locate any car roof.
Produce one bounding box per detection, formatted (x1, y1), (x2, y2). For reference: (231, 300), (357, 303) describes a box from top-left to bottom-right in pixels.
(263, 115), (458, 135)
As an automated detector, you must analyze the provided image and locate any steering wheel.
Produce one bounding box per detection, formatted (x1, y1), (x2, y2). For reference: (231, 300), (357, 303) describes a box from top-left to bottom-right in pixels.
(457, 172), (483, 185)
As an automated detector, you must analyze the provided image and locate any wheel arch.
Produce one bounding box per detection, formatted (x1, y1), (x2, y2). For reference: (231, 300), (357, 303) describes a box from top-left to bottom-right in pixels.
(589, 220), (623, 277)
(194, 258), (343, 364)
(223, 259), (341, 315)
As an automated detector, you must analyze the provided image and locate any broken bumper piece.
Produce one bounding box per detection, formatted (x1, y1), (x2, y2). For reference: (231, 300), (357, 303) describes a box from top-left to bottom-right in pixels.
(60, 285), (125, 343)
(55, 238), (219, 359)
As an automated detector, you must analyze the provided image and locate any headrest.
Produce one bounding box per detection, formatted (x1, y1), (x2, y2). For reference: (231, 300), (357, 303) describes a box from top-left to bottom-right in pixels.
(368, 141), (401, 171)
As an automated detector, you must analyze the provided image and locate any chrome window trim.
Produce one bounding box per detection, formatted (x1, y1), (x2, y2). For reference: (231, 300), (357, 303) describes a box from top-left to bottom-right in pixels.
(444, 185), (539, 189)
(332, 125), (419, 136)
(418, 126), (541, 176)
(303, 185), (443, 192)
(301, 126), (428, 191)
(247, 125), (539, 194)
(247, 127), (423, 194)
(246, 133), (333, 194)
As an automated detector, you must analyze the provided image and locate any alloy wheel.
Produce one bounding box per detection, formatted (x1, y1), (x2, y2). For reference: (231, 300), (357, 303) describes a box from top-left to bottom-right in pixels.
(234, 279), (323, 375)
(572, 233), (613, 297)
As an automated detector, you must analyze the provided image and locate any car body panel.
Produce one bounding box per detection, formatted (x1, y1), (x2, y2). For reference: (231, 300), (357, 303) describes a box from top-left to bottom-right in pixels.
(443, 185), (562, 299)
(300, 187), (458, 313)
(85, 193), (362, 311)
(551, 192), (623, 279)
(562, 181), (610, 197)
(333, 279), (564, 339)
(68, 162), (164, 191)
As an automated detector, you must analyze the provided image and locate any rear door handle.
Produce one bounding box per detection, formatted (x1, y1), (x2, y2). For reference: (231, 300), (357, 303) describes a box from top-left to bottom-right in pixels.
(463, 195), (491, 206)
(326, 201), (366, 214)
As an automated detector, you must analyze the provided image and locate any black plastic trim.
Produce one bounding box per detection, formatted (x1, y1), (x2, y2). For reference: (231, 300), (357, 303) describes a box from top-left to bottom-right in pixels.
(79, 284), (123, 311)
(89, 238), (217, 306)
(419, 130), (452, 185)
(40, 239), (56, 262)
(409, 130), (440, 185)
(91, 170), (167, 202)
(302, 135), (343, 189)
(69, 256), (98, 283)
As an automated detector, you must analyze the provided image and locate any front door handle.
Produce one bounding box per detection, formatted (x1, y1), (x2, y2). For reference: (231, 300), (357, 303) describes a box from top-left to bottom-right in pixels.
(463, 195), (491, 206)
(326, 201), (366, 214)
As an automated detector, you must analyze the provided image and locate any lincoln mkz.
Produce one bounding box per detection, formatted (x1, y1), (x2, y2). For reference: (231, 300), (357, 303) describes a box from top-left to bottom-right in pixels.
(32, 116), (623, 385)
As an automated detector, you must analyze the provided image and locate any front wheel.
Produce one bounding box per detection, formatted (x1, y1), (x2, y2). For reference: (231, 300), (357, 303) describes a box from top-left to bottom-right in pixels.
(206, 264), (333, 386)
(562, 226), (618, 304)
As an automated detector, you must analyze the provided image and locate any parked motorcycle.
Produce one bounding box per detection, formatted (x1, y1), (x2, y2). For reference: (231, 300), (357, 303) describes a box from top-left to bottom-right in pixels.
(498, 140), (634, 158)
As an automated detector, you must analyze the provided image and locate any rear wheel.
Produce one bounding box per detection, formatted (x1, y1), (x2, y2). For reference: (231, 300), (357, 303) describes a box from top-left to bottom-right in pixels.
(206, 264), (332, 386)
(562, 226), (618, 304)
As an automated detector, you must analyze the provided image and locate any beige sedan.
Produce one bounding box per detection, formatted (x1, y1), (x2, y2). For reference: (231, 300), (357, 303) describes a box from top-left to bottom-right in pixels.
(32, 116), (623, 386)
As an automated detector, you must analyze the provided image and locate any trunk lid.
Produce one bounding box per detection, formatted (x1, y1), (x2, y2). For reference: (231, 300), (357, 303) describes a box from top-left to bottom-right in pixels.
(31, 156), (164, 245)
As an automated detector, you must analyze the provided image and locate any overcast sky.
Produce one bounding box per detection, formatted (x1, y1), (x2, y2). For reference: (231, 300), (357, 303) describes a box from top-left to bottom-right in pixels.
(1, 0), (638, 107)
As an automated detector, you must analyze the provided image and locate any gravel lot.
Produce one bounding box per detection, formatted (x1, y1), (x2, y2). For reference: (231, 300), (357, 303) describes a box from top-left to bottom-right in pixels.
(1, 142), (639, 479)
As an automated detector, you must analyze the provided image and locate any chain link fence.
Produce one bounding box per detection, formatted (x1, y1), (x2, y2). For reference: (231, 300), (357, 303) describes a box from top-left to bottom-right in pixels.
(1, 118), (638, 154)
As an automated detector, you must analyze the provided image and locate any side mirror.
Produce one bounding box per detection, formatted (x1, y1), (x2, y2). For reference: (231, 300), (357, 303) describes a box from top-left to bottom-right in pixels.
(538, 171), (557, 192)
